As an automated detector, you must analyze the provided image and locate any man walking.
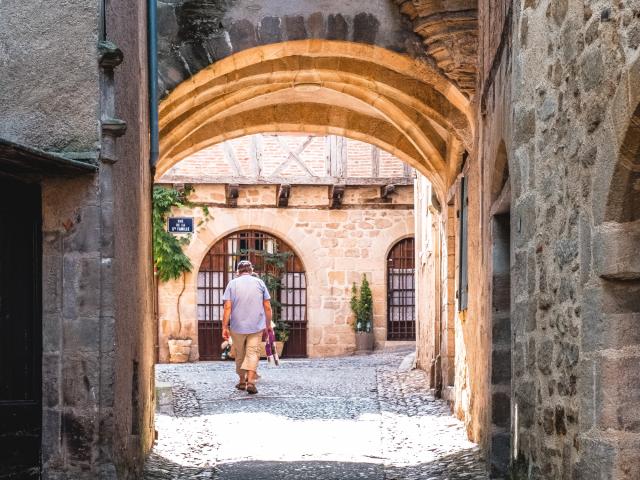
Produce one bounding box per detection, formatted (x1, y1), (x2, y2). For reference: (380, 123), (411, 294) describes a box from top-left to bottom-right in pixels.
(222, 260), (272, 394)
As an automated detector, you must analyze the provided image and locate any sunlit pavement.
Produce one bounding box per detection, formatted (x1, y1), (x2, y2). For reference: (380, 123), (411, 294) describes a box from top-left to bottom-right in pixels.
(144, 349), (487, 479)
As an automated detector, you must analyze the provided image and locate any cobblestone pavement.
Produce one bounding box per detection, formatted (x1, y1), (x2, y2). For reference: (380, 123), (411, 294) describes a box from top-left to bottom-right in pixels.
(144, 349), (487, 479)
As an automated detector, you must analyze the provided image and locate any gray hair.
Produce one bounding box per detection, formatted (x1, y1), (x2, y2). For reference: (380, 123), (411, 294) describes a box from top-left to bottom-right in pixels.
(236, 260), (253, 274)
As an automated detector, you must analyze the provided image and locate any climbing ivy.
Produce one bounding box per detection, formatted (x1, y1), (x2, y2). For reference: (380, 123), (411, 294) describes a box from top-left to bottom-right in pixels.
(152, 185), (210, 282)
(245, 248), (293, 342)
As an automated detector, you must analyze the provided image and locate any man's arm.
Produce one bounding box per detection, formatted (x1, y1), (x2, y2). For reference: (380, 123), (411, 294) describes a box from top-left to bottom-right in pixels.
(263, 300), (273, 332)
(222, 300), (232, 340)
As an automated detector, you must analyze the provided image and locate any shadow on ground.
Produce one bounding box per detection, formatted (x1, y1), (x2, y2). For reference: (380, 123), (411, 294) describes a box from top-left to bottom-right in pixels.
(144, 448), (486, 480)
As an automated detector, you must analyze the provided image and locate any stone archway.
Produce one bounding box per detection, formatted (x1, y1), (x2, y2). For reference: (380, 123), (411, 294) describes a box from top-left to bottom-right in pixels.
(157, 1), (477, 96)
(157, 40), (473, 197)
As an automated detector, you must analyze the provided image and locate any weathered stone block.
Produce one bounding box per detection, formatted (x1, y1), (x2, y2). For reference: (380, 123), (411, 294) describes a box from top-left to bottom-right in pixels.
(204, 34), (232, 61)
(573, 437), (615, 479)
(43, 354), (60, 408)
(156, 381), (174, 414)
(594, 220), (640, 280)
(258, 16), (282, 44)
(62, 409), (96, 463)
(516, 381), (536, 428)
(490, 430), (511, 476)
(492, 312), (510, 345)
(157, 3), (179, 50)
(284, 15), (306, 41)
(41, 408), (61, 465)
(582, 286), (640, 352)
(158, 51), (190, 93)
(63, 255), (101, 319)
(491, 348), (511, 384)
(353, 13), (379, 44)
(62, 354), (100, 409)
(537, 339), (553, 374)
(491, 391), (510, 428)
(179, 42), (212, 76)
(229, 19), (258, 52)
(596, 355), (640, 432)
(327, 14), (348, 40)
(307, 12), (325, 38)
(514, 195), (536, 247)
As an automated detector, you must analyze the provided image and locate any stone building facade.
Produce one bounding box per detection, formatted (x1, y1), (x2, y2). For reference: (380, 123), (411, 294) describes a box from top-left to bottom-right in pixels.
(477, 0), (640, 477)
(4, 0), (640, 477)
(156, 134), (415, 361)
(0, 1), (154, 478)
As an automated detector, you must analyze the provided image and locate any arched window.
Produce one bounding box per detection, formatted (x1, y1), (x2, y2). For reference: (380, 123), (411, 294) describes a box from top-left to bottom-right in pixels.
(197, 230), (307, 359)
(387, 237), (416, 340)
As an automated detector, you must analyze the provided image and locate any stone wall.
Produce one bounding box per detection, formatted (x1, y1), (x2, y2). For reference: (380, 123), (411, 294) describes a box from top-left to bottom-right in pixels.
(0, 0), (100, 156)
(477, 0), (640, 476)
(157, 0), (422, 95)
(109, 0), (156, 477)
(0, 1), (155, 478)
(157, 184), (414, 361)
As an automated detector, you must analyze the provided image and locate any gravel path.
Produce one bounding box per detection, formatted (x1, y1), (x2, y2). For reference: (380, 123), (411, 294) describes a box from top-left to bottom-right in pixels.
(143, 349), (487, 479)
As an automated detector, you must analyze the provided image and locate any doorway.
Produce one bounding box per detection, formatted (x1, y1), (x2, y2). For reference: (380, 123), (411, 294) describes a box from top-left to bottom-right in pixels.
(197, 230), (307, 359)
(0, 177), (42, 478)
(387, 237), (416, 341)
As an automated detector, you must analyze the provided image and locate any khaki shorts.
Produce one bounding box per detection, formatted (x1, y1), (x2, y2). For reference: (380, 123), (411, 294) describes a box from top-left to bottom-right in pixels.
(230, 330), (262, 375)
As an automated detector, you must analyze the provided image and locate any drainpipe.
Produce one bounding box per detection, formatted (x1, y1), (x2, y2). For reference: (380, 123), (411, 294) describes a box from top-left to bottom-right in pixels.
(148, 0), (159, 172)
(148, 0), (160, 362)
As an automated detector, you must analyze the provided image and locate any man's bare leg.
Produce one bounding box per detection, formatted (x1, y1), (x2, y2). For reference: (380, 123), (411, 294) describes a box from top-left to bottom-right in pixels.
(246, 369), (258, 394)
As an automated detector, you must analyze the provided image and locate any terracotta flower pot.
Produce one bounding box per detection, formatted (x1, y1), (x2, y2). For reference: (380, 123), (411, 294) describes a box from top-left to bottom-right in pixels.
(168, 338), (192, 363)
(355, 331), (375, 353)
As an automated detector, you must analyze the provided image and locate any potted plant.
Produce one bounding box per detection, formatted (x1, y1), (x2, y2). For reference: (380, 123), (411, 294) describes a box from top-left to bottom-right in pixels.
(351, 275), (375, 353)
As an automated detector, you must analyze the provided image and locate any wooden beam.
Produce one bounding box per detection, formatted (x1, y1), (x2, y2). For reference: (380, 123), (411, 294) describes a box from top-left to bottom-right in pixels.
(249, 134), (263, 178)
(158, 175), (416, 186)
(329, 184), (346, 209)
(277, 184), (291, 208)
(273, 135), (315, 176)
(329, 135), (347, 177)
(371, 145), (380, 177)
(380, 184), (396, 201)
(226, 183), (239, 207)
(223, 141), (241, 176)
(403, 161), (412, 178)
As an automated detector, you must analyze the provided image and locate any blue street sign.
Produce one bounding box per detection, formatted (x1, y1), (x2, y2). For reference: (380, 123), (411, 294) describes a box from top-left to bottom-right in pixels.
(168, 217), (194, 234)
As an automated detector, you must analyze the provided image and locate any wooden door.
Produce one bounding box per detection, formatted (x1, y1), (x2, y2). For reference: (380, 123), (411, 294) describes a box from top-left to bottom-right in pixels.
(387, 237), (416, 340)
(198, 230), (307, 359)
(0, 177), (42, 478)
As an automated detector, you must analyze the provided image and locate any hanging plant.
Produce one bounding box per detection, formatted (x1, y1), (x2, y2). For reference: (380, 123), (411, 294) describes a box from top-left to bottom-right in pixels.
(152, 185), (210, 282)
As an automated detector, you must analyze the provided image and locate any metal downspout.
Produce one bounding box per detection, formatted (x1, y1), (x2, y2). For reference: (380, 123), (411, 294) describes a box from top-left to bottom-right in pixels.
(148, 0), (159, 172)
(148, 0), (160, 362)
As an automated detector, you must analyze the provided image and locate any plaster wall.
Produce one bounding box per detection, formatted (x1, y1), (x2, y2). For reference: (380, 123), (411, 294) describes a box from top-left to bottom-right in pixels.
(157, 184), (414, 362)
(0, 0), (100, 155)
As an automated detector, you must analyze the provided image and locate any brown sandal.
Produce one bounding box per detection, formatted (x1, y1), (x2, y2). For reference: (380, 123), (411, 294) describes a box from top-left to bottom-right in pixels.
(246, 383), (258, 394)
(235, 382), (246, 390)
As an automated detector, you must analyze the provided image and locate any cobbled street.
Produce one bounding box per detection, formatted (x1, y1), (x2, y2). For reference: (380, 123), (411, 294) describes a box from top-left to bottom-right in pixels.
(144, 349), (488, 480)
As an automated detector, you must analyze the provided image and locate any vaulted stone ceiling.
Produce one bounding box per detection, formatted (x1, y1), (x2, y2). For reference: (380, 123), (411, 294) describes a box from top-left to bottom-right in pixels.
(394, 0), (478, 95)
